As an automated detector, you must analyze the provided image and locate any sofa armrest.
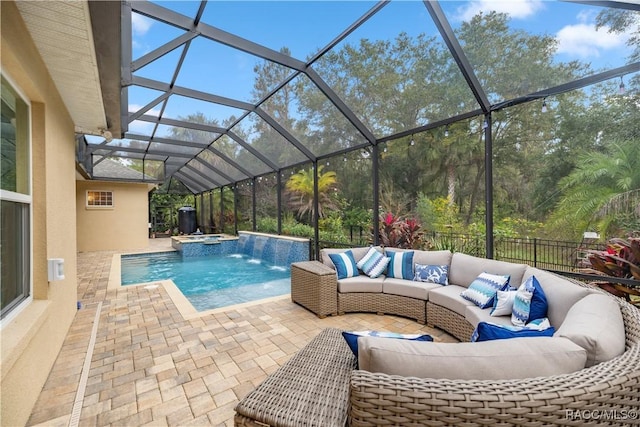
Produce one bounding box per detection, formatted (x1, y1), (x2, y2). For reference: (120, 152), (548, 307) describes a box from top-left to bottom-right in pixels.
(291, 261), (338, 317)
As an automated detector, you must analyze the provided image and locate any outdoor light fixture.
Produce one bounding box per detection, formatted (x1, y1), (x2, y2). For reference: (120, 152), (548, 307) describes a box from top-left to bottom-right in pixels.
(383, 146), (388, 153)
(444, 125), (450, 137)
(361, 149), (370, 159)
(619, 76), (626, 95)
(343, 156), (347, 162)
(409, 135), (415, 146)
(541, 98), (548, 113)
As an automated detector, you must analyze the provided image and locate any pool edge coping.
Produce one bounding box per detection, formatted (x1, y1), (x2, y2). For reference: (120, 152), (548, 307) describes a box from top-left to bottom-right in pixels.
(109, 251), (292, 320)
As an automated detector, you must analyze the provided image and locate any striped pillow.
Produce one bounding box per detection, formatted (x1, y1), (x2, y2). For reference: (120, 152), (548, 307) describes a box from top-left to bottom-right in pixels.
(386, 250), (414, 280)
(460, 272), (510, 309)
(357, 247), (389, 278)
(328, 250), (360, 280)
(512, 275), (548, 326)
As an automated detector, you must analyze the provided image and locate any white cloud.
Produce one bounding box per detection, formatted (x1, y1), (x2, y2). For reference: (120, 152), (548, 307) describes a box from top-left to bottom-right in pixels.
(458, 0), (544, 21)
(555, 23), (629, 58)
(131, 13), (153, 36)
(129, 104), (160, 116)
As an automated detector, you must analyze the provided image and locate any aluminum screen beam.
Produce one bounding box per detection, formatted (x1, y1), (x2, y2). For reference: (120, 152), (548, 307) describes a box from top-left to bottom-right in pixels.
(305, 68), (377, 144)
(226, 130), (280, 171)
(563, 0), (640, 11)
(131, 1), (306, 71)
(424, 1), (491, 113)
(254, 108), (315, 161)
(132, 32), (198, 72)
(136, 115), (227, 134)
(174, 171), (208, 193)
(193, 157), (236, 184)
(131, 76), (254, 111)
(89, 144), (192, 159)
(124, 133), (210, 149)
(206, 147), (253, 180)
(492, 62), (640, 111)
(184, 163), (223, 188)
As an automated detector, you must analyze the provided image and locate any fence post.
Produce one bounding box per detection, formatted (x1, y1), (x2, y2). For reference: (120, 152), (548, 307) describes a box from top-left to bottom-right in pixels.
(533, 238), (538, 267)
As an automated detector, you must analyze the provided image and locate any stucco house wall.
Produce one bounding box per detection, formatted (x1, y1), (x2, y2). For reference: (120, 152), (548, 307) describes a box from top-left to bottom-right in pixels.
(76, 180), (151, 252)
(1, 2), (79, 425)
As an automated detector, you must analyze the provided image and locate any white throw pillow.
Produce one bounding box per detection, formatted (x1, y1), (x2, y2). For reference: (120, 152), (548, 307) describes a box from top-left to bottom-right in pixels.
(491, 289), (517, 316)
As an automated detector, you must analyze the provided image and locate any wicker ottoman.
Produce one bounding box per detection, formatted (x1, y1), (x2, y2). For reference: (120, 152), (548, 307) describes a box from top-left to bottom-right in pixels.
(234, 328), (356, 427)
(291, 261), (338, 318)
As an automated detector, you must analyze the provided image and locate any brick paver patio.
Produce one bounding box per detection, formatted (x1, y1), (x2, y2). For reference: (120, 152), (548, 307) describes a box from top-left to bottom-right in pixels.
(27, 239), (454, 427)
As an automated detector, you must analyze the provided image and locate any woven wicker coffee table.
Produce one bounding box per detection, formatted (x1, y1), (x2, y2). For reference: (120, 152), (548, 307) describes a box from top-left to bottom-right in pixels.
(234, 327), (356, 427)
(290, 261), (338, 318)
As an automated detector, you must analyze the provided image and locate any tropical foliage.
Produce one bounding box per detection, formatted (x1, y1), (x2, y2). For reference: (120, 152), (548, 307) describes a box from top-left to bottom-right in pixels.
(285, 165), (338, 223)
(587, 237), (640, 305)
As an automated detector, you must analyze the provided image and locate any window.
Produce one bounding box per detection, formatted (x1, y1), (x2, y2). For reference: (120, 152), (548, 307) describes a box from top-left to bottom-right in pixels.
(1, 75), (31, 320)
(86, 190), (114, 208)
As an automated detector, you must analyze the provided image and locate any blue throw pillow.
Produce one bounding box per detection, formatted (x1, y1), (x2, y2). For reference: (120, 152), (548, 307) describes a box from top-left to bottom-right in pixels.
(529, 276), (548, 321)
(386, 250), (414, 280)
(460, 272), (510, 309)
(471, 320), (555, 342)
(414, 264), (449, 285)
(512, 275), (548, 326)
(328, 250), (359, 280)
(342, 330), (433, 358)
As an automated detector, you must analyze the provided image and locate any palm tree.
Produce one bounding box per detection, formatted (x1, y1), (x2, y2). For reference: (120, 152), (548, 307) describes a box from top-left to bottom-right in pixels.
(285, 165), (338, 223)
(552, 140), (640, 238)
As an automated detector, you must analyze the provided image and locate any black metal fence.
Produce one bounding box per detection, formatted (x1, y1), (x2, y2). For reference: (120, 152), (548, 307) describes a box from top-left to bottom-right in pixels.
(314, 231), (607, 273)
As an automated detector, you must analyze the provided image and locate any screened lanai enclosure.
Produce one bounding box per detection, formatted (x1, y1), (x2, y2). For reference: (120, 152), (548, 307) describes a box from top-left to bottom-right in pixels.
(78, 0), (640, 259)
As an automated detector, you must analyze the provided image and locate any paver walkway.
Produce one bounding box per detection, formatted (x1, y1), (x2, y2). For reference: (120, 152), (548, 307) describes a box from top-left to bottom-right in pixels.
(27, 239), (455, 427)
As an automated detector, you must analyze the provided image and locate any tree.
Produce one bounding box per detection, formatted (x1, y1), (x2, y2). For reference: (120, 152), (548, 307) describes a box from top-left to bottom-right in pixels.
(285, 165), (337, 223)
(551, 139), (640, 238)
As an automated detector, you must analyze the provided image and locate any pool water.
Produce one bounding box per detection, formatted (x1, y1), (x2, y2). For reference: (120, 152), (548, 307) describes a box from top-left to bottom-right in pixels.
(121, 252), (291, 311)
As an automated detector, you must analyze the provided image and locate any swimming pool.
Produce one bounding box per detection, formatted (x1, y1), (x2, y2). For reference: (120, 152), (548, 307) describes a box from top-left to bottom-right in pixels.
(121, 251), (291, 311)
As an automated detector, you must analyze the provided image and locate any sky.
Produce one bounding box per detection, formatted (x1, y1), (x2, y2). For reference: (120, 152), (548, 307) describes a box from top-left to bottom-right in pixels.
(126, 0), (636, 137)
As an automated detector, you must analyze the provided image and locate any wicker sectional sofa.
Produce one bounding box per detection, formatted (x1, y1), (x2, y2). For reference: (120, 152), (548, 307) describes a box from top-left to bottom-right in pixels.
(235, 248), (640, 426)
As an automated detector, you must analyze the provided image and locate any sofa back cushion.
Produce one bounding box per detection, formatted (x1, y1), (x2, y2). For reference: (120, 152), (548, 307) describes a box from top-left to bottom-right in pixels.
(320, 247), (375, 269)
(449, 253), (527, 288)
(523, 267), (591, 328)
(387, 248), (452, 267)
(555, 293), (626, 367)
(358, 336), (586, 380)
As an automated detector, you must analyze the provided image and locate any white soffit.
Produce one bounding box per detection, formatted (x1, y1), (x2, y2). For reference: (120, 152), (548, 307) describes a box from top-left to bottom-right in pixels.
(16, 0), (107, 133)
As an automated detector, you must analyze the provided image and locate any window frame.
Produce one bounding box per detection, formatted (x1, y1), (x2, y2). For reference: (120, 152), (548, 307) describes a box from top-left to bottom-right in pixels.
(86, 190), (114, 209)
(1, 72), (33, 325)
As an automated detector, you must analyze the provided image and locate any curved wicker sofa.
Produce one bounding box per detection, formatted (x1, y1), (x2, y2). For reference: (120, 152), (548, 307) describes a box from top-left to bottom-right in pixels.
(350, 286), (640, 426)
(236, 249), (640, 426)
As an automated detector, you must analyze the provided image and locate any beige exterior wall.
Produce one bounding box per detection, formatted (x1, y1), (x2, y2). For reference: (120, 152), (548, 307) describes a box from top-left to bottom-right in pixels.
(76, 181), (150, 252)
(1, 2), (79, 425)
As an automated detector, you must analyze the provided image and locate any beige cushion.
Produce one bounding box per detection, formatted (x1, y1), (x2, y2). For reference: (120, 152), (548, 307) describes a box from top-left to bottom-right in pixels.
(555, 293), (626, 367)
(382, 278), (438, 300)
(449, 253), (527, 288)
(386, 248), (452, 267)
(427, 285), (473, 316)
(358, 336), (587, 380)
(337, 276), (384, 293)
(464, 305), (513, 329)
(523, 267), (591, 328)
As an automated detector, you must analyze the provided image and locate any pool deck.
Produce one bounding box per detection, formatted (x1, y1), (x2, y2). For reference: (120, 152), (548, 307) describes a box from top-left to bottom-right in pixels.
(27, 238), (455, 427)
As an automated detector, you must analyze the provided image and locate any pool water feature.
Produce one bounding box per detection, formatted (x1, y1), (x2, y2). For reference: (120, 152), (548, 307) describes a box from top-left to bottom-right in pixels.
(121, 251), (291, 311)
(125, 232), (310, 311)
